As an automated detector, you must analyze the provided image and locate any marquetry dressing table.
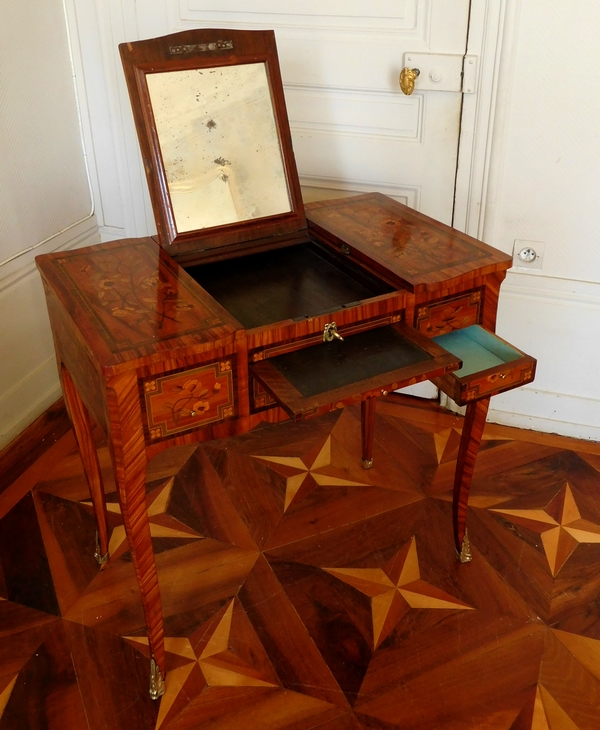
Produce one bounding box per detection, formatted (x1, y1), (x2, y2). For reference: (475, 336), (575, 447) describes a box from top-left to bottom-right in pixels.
(36, 28), (535, 698)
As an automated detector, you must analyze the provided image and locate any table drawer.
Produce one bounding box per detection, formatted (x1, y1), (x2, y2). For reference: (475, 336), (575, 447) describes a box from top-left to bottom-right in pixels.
(141, 359), (235, 441)
(415, 290), (482, 337)
(249, 311), (403, 363)
(250, 322), (460, 420)
(431, 325), (536, 405)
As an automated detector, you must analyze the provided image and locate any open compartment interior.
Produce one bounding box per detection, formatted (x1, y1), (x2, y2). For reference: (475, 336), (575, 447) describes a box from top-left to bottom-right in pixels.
(186, 240), (395, 328)
(433, 325), (523, 377)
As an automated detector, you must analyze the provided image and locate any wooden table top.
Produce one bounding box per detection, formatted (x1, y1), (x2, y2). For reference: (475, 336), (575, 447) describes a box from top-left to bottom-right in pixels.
(306, 193), (512, 293)
(36, 237), (241, 376)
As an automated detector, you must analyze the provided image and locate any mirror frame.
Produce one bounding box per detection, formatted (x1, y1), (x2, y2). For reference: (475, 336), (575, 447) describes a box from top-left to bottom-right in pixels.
(120, 29), (306, 260)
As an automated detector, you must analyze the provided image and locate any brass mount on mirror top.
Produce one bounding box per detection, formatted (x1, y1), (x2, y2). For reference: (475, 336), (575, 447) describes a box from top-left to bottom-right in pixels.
(119, 29), (306, 257)
(169, 39), (233, 55)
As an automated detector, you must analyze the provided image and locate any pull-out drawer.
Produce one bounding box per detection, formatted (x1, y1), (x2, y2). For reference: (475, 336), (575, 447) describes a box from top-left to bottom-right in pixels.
(431, 325), (536, 405)
(250, 322), (460, 420)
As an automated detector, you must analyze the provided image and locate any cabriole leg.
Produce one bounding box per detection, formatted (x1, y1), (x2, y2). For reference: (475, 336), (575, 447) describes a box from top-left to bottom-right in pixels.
(105, 372), (166, 697)
(361, 397), (377, 469)
(60, 366), (109, 564)
(453, 398), (490, 562)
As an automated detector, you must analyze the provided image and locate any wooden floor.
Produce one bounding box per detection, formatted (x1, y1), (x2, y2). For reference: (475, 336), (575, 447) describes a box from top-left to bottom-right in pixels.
(1, 397), (600, 729)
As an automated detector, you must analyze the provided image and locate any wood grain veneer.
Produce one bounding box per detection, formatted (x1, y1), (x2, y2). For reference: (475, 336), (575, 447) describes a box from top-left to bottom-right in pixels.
(7, 398), (594, 729)
(34, 28), (531, 695)
(0, 398), (69, 495)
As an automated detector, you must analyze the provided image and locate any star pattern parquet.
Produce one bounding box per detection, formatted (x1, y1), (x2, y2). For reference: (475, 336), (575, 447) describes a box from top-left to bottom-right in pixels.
(1, 398), (600, 729)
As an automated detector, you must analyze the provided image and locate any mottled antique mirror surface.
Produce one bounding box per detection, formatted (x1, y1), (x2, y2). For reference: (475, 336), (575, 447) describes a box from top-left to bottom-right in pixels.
(146, 63), (292, 233)
(120, 30), (305, 258)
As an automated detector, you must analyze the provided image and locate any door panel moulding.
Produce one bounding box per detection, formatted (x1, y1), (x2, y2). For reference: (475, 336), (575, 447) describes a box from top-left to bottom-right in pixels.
(74, 0), (478, 240)
(300, 175), (420, 208)
(286, 85), (423, 142)
(489, 389), (600, 443)
(176, 0), (505, 239)
(453, 0), (510, 239)
(178, 0), (421, 34)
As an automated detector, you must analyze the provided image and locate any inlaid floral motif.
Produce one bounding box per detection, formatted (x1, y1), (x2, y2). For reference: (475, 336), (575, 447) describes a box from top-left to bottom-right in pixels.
(166, 376), (222, 426)
(56, 242), (231, 351)
(416, 292), (482, 337)
(309, 200), (489, 280)
(144, 360), (234, 439)
(421, 304), (475, 336)
(89, 255), (194, 331)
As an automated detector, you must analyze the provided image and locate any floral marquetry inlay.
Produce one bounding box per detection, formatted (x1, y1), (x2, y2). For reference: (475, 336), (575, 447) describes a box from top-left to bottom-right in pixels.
(53, 241), (235, 352)
(306, 194), (508, 287)
(416, 290), (482, 337)
(144, 361), (234, 440)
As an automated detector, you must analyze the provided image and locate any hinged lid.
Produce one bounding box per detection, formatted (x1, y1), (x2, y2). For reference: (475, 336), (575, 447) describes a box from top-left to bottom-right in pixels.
(120, 29), (306, 260)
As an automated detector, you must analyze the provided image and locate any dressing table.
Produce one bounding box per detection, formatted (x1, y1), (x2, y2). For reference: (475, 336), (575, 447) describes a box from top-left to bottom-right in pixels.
(36, 28), (534, 697)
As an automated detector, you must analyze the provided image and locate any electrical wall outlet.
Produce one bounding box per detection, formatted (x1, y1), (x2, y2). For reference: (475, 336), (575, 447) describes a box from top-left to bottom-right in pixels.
(512, 239), (545, 270)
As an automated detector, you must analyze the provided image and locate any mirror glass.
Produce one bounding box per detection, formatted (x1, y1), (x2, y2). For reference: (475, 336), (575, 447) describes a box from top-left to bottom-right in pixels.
(146, 62), (292, 233)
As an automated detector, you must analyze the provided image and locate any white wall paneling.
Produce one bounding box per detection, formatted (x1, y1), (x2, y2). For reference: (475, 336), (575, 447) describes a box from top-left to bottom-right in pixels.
(478, 1), (600, 440)
(0, 0), (99, 446)
(484, 3), (600, 283)
(62, 0), (600, 442)
(453, 0), (508, 237)
(77, 0), (158, 239)
(75, 0), (473, 234)
(0, 0), (93, 264)
(0, 218), (99, 451)
(490, 273), (600, 441)
(65, 0), (126, 240)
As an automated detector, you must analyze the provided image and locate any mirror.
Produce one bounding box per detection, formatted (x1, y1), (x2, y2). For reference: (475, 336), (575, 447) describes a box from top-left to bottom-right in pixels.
(147, 63), (292, 233)
(120, 29), (306, 255)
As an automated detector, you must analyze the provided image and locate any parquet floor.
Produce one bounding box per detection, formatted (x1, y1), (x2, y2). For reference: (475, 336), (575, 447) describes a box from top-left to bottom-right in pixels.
(1, 397), (600, 729)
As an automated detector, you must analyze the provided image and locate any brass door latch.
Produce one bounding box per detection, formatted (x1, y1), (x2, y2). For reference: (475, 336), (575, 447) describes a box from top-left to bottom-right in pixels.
(399, 67), (420, 95)
(323, 322), (344, 342)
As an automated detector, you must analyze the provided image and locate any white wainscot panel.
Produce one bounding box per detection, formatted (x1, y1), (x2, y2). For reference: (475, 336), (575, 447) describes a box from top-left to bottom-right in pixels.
(301, 177), (420, 209)
(181, 0), (418, 32)
(0, 219), (99, 449)
(291, 118), (426, 200)
(487, 272), (600, 441)
(286, 87), (421, 140)
(1, 0), (92, 263)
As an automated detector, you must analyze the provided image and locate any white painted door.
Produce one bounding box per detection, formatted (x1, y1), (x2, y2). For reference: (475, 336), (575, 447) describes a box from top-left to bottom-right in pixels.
(74, 0), (507, 247)
(141, 2), (470, 406)
(167, 0), (471, 226)
(63, 0), (508, 405)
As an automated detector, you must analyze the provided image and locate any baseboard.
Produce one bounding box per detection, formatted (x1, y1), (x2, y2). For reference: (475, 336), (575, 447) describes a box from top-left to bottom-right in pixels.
(488, 387), (600, 442)
(0, 398), (69, 492)
(0, 217), (99, 451)
(0, 357), (64, 452)
(488, 272), (600, 442)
